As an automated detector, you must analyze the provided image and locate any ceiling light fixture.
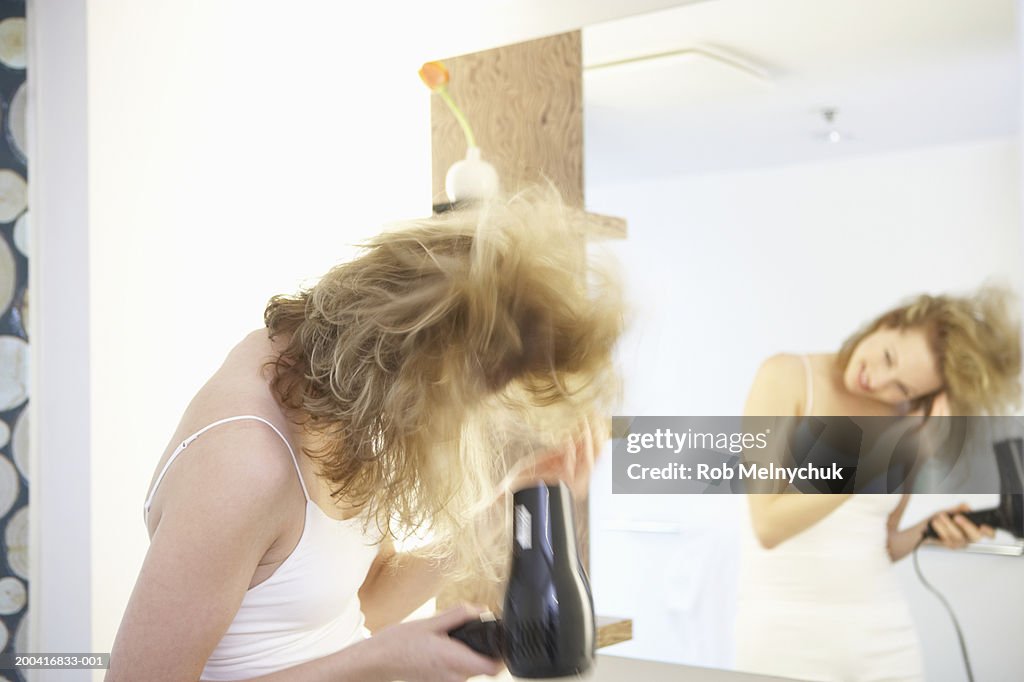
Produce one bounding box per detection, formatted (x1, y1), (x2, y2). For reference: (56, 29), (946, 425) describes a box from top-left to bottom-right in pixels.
(821, 107), (848, 144)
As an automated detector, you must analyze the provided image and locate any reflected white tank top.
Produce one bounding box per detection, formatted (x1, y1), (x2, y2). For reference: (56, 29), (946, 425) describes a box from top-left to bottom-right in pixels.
(734, 357), (923, 681)
(143, 416), (381, 681)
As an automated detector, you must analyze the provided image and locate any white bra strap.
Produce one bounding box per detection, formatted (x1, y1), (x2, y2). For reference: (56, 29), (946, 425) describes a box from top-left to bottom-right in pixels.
(144, 415), (309, 519)
(800, 355), (814, 416)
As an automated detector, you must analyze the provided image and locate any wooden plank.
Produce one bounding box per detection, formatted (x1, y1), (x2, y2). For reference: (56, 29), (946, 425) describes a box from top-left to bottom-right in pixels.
(596, 615), (634, 649)
(569, 208), (628, 240)
(431, 203), (627, 241)
(430, 32), (584, 208)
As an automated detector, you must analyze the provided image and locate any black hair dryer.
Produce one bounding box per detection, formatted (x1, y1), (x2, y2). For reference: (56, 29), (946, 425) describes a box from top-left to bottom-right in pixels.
(924, 438), (1024, 539)
(449, 482), (596, 678)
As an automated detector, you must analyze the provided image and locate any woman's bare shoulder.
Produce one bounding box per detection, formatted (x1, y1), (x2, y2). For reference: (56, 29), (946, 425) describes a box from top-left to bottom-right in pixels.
(146, 418), (302, 535)
(147, 330), (301, 531)
(754, 353), (808, 392)
(744, 353), (806, 416)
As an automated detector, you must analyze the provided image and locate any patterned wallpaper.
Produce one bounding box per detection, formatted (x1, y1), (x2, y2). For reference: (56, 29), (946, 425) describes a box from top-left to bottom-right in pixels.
(0, 0), (28, 679)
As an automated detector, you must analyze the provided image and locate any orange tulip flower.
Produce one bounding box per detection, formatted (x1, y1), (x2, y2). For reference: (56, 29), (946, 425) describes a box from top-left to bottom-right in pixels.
(419, 60), (476, 148)
(418, 61), (450, 91)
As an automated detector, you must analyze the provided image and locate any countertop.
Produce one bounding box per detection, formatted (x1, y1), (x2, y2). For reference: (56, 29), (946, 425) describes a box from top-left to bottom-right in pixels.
(472, 654), (797, 681)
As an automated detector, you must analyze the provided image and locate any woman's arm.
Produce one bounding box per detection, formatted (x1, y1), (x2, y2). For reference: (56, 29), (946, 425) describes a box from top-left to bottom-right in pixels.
(358, 539), (451, 632)
(743, 355), (853, 548)
(230, 606), (502, 682)
(885, 494), (926, 562)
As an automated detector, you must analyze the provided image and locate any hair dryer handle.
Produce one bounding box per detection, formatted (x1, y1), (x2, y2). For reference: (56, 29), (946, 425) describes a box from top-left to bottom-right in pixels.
(923, 508), (1001, 540)
(448, 614), (504, 660)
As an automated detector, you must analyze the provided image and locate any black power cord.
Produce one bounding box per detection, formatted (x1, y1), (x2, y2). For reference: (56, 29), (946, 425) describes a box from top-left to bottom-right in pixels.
(912, 541), (975, 682)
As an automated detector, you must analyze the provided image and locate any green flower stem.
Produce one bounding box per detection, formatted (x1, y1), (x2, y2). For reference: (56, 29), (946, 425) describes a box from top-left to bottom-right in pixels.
(437, 86), (476, 149)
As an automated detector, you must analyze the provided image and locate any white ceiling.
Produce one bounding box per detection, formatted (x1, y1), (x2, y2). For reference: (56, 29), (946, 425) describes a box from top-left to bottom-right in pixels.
(583, 0), (1020, 183)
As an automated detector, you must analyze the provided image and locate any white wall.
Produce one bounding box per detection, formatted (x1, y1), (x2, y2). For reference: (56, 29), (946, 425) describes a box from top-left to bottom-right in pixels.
(587, 137), (1024, 678)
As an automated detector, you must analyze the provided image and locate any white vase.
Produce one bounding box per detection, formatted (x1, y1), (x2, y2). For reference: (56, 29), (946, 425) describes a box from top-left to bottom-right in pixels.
(445, 146), (500, 203)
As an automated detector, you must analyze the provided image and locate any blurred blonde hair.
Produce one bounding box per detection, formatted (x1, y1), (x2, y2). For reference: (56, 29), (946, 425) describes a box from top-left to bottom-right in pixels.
(263, 188), (624, 580)
(837, 286), (1021, 415)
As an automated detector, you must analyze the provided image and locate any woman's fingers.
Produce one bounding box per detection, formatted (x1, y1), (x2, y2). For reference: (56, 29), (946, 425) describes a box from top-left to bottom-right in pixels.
(369, 604), (505, 682)
(929, 503), (995, 550)
(953, 515), (995, 542)
(559, 416), (604, 497)
(931, 513), (968, 549)
(952, 515), (983, 543)
(430, 605), (504, 678)
(930, 392), (952, 417)
(577, 417), (596, 479)
(501, 416), (609, 501)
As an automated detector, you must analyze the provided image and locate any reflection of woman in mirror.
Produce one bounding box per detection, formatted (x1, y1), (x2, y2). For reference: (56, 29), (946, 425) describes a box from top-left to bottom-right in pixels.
(107, 194), (622, 682)
(735, 287), (1020, 682)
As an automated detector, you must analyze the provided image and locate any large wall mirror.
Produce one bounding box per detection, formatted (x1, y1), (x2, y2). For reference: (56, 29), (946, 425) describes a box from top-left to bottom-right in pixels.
(583, 0), (1022, 679)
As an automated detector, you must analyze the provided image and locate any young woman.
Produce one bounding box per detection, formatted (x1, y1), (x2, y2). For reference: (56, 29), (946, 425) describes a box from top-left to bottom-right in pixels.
(735, 288), (1021, 682)
(107, 193), (624, 682)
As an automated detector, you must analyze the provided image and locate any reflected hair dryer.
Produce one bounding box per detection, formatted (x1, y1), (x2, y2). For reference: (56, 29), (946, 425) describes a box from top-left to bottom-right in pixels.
(448, 482), (596, 678)
(924, 438), (1024, 539)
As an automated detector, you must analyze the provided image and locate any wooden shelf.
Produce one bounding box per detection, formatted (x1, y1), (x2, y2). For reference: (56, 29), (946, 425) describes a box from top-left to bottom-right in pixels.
(432, 202), (627, 241)
(596, 615), (633, 649)
(570, 208), (627, 240)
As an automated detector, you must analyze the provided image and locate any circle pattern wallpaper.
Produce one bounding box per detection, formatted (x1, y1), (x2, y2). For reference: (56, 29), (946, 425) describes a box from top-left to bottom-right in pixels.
(0, 1), (27, 678)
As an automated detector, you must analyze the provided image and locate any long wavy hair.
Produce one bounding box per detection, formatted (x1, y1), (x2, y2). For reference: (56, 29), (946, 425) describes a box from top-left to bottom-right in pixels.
(836, 286), (1021, 416)
(263, 189), (624, 580)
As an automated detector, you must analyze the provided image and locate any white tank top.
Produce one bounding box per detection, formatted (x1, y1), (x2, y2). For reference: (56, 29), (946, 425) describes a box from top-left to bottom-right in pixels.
(143, 416), (381, 681)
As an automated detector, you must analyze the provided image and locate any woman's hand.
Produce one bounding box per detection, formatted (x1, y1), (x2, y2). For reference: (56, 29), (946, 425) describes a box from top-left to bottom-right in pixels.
(504, 416), (607, 500)
(363, 605), (504, 682)
(927, 502), (995, 549)
(929, 392), (952, 417)
(906, 390), (951, 418)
